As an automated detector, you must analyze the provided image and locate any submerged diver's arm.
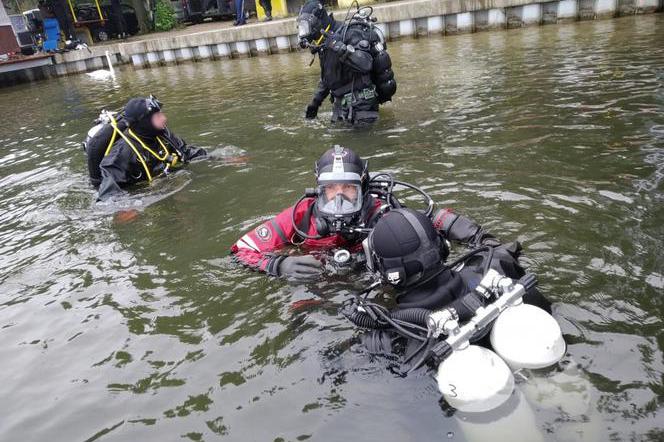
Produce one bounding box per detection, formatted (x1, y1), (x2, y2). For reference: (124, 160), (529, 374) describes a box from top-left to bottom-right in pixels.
(96, 144), (137, 202)
(432, 209), (500, 247)
(231, 201), (313, 275)
(306, 80), (330, 119)
(163, 128), (207, 161)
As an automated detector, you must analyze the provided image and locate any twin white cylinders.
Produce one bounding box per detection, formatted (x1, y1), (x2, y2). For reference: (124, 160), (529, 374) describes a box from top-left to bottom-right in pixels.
(436, 303), (566, 413)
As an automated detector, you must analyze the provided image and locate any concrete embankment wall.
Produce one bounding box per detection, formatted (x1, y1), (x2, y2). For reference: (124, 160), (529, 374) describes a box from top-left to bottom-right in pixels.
(1, 0), (662, 85)
(118, 0), (664, 69)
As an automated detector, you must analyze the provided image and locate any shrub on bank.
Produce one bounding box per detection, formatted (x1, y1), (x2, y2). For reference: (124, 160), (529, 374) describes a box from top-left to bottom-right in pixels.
(154, 0), (177, 32)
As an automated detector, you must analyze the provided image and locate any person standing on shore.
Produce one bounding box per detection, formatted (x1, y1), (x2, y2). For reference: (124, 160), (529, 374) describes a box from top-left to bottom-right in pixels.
(233, 0), (246, 26)
(110, 0), (127, 38)
(259, 0), (272, 21)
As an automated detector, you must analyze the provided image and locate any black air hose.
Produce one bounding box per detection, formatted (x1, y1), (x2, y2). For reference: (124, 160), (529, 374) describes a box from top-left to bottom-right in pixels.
(343, 307), (432, 329)
(392, 308), (431, 326)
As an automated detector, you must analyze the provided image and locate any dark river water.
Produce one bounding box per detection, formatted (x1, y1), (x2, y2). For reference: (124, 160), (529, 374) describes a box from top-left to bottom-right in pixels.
(1, 14), (663, 442)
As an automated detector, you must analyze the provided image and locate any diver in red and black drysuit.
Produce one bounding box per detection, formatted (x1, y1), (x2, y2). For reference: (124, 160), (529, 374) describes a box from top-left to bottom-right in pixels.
(231, 145), (503, 282)
(88, 96), (207, 201)
(297, 0), (397, 125)
(231, 145), (382, 278)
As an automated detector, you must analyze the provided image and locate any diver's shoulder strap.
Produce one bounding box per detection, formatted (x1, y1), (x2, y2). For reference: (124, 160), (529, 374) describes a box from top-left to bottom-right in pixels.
(108, 118), (154, 182)
(103, 125), (119, 156)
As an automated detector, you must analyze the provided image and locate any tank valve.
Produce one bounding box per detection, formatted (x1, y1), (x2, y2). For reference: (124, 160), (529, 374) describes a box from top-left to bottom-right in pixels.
(427, 308), (459, 338)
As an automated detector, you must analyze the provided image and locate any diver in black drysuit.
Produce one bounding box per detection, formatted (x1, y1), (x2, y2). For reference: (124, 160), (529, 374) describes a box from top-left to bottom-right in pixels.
(346, 208), (551, 355)
(95, 97), (207, 202)
(297, 0), (396, 125)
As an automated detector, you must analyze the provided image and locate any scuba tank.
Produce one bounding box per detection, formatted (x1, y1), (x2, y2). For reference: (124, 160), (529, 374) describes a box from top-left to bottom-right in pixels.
(433, 271), (565, 442)
(343, 269), (566, 441)
(342, 5), (397, 104)
(372, 50), (396, 103)
(83, 111), (127, 187)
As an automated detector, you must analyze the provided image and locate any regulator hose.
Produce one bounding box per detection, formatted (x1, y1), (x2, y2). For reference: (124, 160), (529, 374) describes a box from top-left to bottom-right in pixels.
(343, 307), (432, 330)
(368, 174), (434, 217)
(290, 195), (324, 240)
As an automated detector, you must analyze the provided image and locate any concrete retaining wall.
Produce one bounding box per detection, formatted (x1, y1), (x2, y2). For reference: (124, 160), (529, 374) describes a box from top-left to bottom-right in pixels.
(116, 2), (661, 70)
(104, 1), (664, 69)
(1, 0), (662, 85)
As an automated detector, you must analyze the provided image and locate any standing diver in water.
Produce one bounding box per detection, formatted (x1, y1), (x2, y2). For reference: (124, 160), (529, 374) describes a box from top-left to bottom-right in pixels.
(297, 0), (397, 125)
(230, 145), (500, 282)
(84, 96), (207, 202)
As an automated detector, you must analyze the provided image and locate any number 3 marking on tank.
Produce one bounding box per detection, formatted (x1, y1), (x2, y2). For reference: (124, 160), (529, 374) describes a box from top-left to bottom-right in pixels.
(448, 384), (457, 397)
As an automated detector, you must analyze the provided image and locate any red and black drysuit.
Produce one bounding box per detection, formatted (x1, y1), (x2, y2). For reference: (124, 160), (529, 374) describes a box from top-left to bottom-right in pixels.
(231, 196), (383, 276)
(231, 197), (506, 281)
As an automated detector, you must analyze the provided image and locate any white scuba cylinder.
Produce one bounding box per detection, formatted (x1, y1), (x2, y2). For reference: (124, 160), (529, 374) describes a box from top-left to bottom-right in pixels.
(453, 389), (545, 442)
(436, 345), (546, 442)
(430, 270), (567, 442)
(83, 123), (104, 151)
(436, 344), (514, 413)
(490, 302), (566, 370)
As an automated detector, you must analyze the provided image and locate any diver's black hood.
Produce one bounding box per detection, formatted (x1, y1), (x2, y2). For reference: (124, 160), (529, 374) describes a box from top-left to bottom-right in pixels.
(124, 97), (164, 139)
(297, 0), (337, 45)
(369, 208), (444, 287)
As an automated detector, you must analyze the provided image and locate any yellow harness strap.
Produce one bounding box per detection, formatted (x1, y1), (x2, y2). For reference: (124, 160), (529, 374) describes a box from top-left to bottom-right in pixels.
(108, 118), (154, 182)
(128, 129), (170, 161)
(104, 117), (119, 156)
(158, 137), (178, 167)
(315, 24), (331, 46)
(104, 116), (179, 183)
(128, 130), (180, 170)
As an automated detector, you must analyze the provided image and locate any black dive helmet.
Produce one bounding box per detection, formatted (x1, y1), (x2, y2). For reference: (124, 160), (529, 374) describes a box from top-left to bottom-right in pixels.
(314, 145), (369, 234)
(364, 208), (448, 287)
(297, 0), (334, 49)
(292, 145), (370, 240)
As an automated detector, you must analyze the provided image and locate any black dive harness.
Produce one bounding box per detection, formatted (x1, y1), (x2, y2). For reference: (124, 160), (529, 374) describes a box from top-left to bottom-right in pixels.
(109, 114), (183, 181)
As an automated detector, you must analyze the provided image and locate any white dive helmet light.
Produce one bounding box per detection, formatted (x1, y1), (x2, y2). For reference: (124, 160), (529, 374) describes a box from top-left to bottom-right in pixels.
(437, 344), (515, 413)
(490, 302), (566, 370)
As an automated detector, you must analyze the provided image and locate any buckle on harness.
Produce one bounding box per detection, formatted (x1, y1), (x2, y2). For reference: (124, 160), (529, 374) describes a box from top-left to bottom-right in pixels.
(163, 154), (180, 175)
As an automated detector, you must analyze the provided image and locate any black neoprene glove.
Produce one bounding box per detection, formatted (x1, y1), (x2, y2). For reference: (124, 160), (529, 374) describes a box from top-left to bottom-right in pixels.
(278, 255), (323, 280)
(305, 103), (319, 119)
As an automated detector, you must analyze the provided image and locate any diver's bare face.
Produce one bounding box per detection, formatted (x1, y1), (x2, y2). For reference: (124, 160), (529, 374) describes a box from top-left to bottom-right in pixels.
(151, 111), (167, 130)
